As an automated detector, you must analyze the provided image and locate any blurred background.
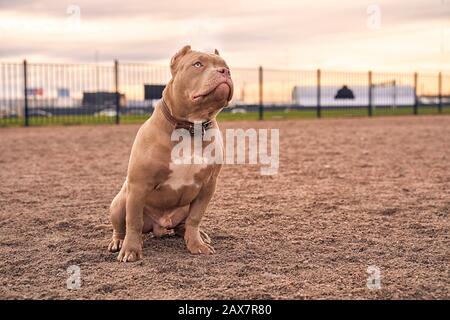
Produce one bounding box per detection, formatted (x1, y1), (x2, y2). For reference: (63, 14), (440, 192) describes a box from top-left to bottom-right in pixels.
(0, 0), (449, 125)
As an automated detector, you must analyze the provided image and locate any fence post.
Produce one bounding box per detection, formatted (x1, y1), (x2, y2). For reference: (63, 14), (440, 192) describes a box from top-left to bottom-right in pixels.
(23, 60), (29, 127)
(413, 72), (418, 115)
(317, 69), (321, 118)
(368, 71), (373, 117)
(258, 66), (263, 120)
(438, 71), (442, 114)
(114, 60), (120, 125)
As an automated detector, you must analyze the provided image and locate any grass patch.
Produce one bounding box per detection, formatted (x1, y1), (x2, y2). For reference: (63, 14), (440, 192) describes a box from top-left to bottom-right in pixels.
(1, 106), (448, 127)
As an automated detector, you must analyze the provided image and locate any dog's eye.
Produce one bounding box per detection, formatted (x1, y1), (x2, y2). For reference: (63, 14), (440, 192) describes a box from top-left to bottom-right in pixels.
(193, 62), (203, 68)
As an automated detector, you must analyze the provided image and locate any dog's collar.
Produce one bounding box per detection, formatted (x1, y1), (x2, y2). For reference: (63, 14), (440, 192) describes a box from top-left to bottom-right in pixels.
(160, 99), (212, 136)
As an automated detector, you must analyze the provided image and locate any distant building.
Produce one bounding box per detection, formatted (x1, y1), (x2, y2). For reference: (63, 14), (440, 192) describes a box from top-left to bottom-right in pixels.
(335, 85), (355, 99)
(82, 92), (126, 108)
(144, 84), (165, 100)
(292, 84), (415, 107)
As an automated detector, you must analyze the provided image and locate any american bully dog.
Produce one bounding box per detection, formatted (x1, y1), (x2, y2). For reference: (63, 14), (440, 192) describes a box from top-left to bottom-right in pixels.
(108, 45), (233, 262)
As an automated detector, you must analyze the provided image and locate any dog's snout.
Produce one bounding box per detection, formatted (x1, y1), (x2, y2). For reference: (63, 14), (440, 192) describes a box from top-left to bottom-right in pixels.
(216, 67), (231, 77)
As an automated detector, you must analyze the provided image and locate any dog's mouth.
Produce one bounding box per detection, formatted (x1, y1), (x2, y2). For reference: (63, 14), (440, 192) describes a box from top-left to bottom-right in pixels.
(192, 80), (233, 102)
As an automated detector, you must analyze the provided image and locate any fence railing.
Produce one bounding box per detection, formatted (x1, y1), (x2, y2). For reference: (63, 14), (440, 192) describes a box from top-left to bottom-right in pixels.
(0, 60), (448, 127)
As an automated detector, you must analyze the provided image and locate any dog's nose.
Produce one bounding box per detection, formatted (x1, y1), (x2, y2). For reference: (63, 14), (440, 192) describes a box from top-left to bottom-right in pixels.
(216, 67), (231, 77)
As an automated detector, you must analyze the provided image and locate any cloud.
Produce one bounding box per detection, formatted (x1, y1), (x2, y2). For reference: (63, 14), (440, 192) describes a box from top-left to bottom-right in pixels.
(0, 0), (448, 72)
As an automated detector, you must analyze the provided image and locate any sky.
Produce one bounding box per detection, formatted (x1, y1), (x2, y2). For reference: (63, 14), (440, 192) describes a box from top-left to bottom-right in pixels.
(0, 0), (449, 73)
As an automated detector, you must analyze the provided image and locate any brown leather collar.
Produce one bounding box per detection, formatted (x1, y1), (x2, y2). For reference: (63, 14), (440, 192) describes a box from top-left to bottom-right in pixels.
(160, 99), (212, 136)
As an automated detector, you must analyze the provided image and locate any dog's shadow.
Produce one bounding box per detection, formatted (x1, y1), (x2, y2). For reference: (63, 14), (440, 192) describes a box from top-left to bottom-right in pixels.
(141, 231), (237, 256)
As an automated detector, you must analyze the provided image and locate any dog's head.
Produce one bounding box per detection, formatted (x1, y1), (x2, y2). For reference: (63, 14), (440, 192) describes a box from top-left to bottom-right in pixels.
(163, 45), (234, 121)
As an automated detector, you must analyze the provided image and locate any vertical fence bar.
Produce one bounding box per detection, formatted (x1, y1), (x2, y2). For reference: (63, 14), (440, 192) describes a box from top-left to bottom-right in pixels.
(368, 70), (373, 117)
(438, 71), (442, 114)
(258, 66), (263, 120)
(413, 72), (418, 115)
(23, 60), (29, 127)
(114, 60), (120, 124)
(316, 69), (321, 118)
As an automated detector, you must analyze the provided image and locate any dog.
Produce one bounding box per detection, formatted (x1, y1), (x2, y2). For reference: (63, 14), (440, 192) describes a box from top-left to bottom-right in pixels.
(108, 45), (233, 262)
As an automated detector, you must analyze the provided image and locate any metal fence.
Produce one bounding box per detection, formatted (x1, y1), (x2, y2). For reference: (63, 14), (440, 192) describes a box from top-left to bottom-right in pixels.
(0, 60), (449, 127)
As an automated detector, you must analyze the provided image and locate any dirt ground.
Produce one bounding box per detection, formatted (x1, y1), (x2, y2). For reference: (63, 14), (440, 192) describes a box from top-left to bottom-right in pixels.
(0, 115), (449, 300)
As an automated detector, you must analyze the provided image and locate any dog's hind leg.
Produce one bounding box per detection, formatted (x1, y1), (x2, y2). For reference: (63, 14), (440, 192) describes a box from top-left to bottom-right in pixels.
(108, 181), (127, 252)
(173, 206), (211, 245)
(175, 224), (212, 244)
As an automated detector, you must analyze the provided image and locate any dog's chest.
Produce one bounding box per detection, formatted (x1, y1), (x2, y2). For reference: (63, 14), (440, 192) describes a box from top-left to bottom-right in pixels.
(162, 155), (212, 191)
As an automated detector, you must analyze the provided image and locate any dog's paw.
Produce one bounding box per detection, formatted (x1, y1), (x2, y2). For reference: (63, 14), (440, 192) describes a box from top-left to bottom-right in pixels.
(117, 247), (142, 262)
(174, 225), (211, 244)
(186, 240), (216, 255)
(108, 238), (123, 253)
(117, 236), (142, 262)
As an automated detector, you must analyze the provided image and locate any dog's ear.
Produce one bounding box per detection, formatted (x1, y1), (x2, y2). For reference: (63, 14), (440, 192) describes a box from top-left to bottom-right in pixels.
(214, 49), (220, 56)
(170, 45), (191, 75)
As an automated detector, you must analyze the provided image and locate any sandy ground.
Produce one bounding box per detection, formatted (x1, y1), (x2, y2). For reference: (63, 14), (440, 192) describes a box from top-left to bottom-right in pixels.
(0, 115), (449, 300)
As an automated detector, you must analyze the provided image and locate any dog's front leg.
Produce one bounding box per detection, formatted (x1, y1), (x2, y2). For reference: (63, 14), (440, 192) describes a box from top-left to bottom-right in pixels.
(184, 178), (218, 255)
(117, 185), (145, 262)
